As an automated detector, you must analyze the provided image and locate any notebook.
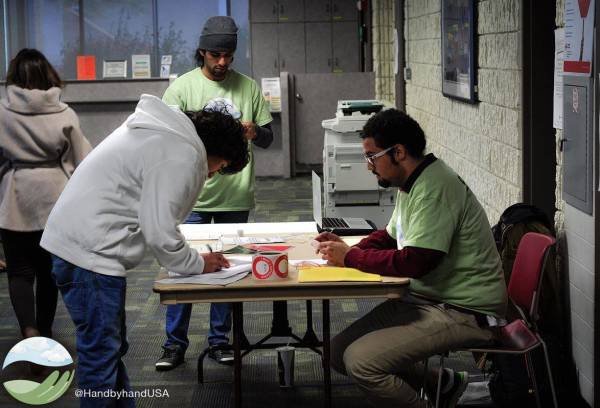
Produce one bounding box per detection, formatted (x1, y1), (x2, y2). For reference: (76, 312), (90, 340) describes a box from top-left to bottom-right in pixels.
(298, 266), (381, 282)
(312, 172), (376, 236)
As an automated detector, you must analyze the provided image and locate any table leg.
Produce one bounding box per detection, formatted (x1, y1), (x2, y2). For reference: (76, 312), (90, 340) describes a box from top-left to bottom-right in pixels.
(303, 300), (320, 344)
(271, 301), (293, 336)
(233, 302), (243, 408)
(322, 299), (331, 408)
(238, 302), (250, 349)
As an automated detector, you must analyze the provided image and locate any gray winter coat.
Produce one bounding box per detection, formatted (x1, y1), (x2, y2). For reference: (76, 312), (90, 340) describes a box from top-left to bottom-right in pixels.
(0, 85), (92, 231)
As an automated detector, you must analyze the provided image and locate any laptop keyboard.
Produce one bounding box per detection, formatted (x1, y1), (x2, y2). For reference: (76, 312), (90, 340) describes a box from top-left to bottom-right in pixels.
(322, 217), (350, 228)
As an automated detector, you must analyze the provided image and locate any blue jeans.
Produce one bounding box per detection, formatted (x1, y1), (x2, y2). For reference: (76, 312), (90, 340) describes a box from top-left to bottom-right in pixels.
(51, 256), (134, 408)
(165, 210), (249, 352)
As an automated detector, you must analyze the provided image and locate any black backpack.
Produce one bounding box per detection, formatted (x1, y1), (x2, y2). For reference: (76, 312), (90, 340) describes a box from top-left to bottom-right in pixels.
(488, 203), (578, 407)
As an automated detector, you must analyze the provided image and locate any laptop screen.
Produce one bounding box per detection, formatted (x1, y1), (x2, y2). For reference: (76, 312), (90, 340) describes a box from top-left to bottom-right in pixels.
(312, 171), (322, 227)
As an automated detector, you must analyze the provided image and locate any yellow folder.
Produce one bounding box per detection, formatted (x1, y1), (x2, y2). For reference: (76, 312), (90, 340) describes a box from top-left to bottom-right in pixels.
(298, 266), (381, 282)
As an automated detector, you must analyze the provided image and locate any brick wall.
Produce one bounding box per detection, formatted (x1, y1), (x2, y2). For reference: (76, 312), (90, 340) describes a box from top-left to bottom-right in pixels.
(398, 0), (522, 224)
(372, 0), (396, 103)
(373, 0), (594, 403)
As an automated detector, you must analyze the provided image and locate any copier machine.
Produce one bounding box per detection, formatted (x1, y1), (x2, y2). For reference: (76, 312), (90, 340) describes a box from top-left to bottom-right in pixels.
(321, 100), (396, 229)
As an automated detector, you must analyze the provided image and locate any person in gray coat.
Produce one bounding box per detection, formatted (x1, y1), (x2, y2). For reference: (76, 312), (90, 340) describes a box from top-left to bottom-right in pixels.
(0, 49), (92, 340)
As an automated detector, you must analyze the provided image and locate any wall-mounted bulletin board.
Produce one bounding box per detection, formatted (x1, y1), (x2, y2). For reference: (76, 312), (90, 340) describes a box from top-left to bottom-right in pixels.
(441, 0), (477, 103)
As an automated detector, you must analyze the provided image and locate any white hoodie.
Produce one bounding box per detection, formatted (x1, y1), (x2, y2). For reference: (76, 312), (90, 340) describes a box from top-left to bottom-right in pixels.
(41, 94), (207, 277)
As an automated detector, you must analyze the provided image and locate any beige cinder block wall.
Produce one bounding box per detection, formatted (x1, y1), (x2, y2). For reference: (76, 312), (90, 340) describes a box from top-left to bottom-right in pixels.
(371, 0), (594, 403)
(373, 0), (522, 224)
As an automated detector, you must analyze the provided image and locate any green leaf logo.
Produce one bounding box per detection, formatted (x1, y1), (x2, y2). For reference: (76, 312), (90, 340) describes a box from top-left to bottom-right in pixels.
(2, 337), (74, 405)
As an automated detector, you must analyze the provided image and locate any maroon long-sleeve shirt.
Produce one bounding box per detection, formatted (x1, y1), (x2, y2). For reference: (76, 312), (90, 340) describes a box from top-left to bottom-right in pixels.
(343, 229), (445, 278)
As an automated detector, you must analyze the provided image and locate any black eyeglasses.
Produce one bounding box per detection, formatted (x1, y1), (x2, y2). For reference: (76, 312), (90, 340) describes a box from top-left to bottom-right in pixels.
(364, 146), (395, 166)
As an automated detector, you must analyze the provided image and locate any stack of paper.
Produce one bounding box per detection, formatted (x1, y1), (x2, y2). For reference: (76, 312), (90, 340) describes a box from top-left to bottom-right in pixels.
(157, 257), (252, 286)
(298, 266), (381, 282)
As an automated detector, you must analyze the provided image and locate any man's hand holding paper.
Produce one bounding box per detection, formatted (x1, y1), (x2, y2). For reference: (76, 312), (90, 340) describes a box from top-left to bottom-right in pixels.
(201, 253), (230, 273)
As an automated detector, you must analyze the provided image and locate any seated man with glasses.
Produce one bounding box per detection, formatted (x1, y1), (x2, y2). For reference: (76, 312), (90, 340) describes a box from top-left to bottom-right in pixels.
(314, 108), (507, 408)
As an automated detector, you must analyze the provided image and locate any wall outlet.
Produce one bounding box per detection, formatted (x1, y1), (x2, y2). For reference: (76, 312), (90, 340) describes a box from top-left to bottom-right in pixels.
(404, 67), (412, 81)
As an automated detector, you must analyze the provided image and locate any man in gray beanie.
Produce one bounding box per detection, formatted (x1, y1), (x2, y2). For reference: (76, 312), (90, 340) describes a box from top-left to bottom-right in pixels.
(156, 16), (273, 370)
(199, 16), (238, 52)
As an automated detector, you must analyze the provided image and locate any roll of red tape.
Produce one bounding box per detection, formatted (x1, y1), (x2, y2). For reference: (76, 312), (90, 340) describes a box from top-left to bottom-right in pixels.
(252, 251), (288, 280)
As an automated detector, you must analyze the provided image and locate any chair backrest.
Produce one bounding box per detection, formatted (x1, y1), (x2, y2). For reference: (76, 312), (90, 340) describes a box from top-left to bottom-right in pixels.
(507, 232), (556, 319)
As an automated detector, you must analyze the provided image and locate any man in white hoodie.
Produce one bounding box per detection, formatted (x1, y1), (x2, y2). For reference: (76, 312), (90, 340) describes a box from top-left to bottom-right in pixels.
(40, 94), (249, 408)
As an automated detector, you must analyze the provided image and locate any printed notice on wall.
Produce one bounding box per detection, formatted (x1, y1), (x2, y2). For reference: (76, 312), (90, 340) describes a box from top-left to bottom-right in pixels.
(393, 28), (399, 76)
(131, 54), (151, 79)
(261, 77), (281, 113)
(553, 28), (565, 129)
(564, 0), (594, 76)
(76, 56), (96, 80)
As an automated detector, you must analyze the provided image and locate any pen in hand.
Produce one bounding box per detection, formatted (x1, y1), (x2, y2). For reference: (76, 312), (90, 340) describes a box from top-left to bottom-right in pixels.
(201, 245), (230, 272)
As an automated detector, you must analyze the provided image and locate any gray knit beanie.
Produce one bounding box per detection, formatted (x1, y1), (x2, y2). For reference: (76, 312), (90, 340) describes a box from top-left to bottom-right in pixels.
(199, 16), (238, 52)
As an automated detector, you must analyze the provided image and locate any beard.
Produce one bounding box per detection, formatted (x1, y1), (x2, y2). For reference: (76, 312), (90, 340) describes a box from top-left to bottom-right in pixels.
(372, 170), (392, 188)
(210, 65), (227, 79)
(377, 178), (391, 188)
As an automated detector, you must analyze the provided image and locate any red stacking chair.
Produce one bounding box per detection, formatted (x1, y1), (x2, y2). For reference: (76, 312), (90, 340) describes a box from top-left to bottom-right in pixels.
(433, 232), (558, 408)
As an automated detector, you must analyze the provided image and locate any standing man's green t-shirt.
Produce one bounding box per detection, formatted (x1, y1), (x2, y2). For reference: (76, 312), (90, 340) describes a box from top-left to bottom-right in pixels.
(163, 68), (272, 211)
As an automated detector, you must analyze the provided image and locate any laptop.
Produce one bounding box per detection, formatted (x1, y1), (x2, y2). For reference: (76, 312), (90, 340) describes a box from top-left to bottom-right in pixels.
(312, 172), (376, 236)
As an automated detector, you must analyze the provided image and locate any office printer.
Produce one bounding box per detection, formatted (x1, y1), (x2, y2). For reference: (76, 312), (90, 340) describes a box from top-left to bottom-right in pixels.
(321, 100), (396, 229)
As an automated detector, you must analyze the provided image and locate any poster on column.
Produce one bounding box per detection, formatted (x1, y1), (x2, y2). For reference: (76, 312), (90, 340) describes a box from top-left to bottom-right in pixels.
(261, 78), (281, 112)
(564, 0), (594, 76)
(553, 28), (565, 129)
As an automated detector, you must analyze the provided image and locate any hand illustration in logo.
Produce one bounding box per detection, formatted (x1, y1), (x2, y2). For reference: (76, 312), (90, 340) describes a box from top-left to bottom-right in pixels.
(2, 337), (74, 405)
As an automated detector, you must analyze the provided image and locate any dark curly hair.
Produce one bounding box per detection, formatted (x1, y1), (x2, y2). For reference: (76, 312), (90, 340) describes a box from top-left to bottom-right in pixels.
(185, 107), (249, 175)
(361, 108), (426, 159)
(6, 48), (63, 90)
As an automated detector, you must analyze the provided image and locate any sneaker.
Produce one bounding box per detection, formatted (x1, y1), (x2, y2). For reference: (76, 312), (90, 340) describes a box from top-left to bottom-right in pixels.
(438, 370), (468, 408)
(155, 345), (184, 371)
(208, 347), (234, 366)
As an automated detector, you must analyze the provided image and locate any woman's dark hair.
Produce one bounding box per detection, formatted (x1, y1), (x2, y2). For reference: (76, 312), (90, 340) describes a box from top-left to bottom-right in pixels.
(361, 108), (426, 159)
(185, 107), (249, 175)
(6, 48), (63, 90)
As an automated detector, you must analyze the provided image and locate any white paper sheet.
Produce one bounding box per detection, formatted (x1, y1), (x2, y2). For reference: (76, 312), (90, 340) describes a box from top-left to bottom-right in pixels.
(220, 236), (284, 245)
(179, 222), (317, 240)
(157, 257), (252, 285)
(156, 270), (249, 286)
(131, 54), (151, 78)
(289, 259), (327, 267)
(563, 0), (595, 76)
(261, 77), (282, 112)
(553, 28), (565, 129)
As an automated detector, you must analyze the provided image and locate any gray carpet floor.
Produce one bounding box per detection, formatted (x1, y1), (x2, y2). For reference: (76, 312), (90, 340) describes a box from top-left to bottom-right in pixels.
(0, 175), (492, 407)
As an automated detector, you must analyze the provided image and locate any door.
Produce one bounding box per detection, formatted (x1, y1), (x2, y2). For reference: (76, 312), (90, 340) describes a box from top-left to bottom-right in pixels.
(332, 22), (359, 73)
(293, 72), (375, 165)
(278, 0), (304, 22)
(305, 0), (331, 21)
(306, 22), (333, 73)
(563, 85), (591, 209)
(278, 23), (305, 73)
(250, 0), (278, 22)
(251, 23), (279, 78)
(332, 0), (358, 21)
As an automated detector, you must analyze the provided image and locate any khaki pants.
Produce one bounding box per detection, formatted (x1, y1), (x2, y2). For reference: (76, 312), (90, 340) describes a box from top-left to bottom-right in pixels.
(331, 300), (495, 408)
